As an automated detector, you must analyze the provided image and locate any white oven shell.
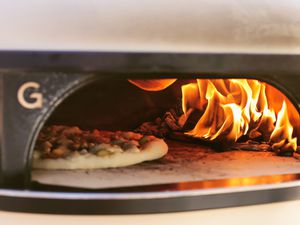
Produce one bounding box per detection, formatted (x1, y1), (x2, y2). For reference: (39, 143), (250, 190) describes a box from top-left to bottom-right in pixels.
(0, 0), (300, 54)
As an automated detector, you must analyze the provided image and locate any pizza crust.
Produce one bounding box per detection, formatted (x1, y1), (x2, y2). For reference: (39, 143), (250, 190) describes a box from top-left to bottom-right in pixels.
(32, 139), (168, 170)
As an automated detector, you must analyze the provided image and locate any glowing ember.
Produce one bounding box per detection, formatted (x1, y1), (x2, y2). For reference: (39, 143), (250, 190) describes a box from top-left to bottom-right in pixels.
(182, 79), (298, 150)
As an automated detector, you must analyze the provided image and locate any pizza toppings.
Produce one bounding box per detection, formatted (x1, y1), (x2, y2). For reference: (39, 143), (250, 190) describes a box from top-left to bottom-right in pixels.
(34, 125), (157, 160)
(33, 125), (168, 169)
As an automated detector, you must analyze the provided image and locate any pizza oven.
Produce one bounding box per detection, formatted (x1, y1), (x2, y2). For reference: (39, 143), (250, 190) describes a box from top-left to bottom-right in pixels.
(0, 51), (300, 214)
(1, 0), (300, 217)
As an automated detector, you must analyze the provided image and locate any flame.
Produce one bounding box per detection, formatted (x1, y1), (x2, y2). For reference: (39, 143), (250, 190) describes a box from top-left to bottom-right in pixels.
(128, 78), (298, 151)
(128, 79), (177, 91)
(183, 79), (298, 151)
(270, 101), (298, 151)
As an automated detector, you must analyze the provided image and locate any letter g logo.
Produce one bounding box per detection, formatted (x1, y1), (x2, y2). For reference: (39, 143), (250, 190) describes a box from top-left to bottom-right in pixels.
(17, 82), (43, 109)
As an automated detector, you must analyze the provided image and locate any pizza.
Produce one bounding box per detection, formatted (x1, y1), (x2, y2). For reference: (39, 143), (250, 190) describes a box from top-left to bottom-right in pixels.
(32, 125), (168, 170)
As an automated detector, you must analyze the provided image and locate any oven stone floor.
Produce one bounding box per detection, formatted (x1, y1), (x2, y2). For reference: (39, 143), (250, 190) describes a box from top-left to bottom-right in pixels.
(32, 140), (300, 189)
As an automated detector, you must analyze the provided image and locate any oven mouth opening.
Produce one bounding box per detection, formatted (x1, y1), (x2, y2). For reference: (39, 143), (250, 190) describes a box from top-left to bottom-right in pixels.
(30, 77), (300, 191)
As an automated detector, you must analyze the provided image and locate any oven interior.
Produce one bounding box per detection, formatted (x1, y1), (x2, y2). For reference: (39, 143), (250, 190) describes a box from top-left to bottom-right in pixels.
(30, 77), (300, 191)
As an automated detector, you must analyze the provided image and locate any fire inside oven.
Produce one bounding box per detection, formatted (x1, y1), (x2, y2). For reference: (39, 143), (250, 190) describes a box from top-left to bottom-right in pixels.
(31, 78), (300, 190)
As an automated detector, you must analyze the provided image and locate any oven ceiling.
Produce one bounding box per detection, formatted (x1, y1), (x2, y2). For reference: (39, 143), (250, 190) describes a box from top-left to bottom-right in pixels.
(0, 0), (300, 54)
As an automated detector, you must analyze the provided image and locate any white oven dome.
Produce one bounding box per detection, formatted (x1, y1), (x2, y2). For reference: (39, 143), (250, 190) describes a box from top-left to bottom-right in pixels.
(0, 0), (300, 54)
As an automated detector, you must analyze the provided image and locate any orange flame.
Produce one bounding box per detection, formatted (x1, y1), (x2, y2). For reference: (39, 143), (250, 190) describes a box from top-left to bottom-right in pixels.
(182, 79), (298, 150)
(270, 101), (297, 151)
(128, 79), (177, 91)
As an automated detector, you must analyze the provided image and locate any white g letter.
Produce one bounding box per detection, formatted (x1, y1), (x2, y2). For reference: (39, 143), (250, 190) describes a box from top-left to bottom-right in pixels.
(17, 82), (43, 109)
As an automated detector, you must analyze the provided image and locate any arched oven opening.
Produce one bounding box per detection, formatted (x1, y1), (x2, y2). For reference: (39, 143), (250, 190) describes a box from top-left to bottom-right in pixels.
(31, 78), (300, 191)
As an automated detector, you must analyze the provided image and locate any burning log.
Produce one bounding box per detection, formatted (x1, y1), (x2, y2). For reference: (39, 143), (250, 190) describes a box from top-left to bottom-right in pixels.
(135, 103), (183, 137)
(135, 104), (298, 156)
(179, 109), (202, 131)
(297, 146), (300, 154)
(136, 103), (298, 156)
(275, 148), (294, 157)
(168, 131), (209, 145)
(231, 140), (271, 152)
